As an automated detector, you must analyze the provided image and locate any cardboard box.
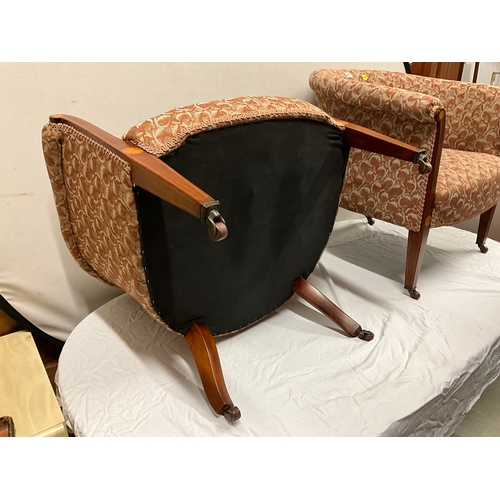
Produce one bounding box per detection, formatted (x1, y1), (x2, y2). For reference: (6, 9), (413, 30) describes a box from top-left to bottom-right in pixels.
(0, 331), (67, 437)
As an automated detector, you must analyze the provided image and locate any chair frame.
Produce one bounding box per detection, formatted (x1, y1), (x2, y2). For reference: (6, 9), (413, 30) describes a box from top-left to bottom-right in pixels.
(46, 112), (427, 421)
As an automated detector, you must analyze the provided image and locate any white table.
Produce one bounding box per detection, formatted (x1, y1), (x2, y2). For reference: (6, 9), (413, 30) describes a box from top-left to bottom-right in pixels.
(56, 219), (500, 436)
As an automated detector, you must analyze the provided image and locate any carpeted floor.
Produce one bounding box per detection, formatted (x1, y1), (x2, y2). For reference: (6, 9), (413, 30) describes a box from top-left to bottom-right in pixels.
(452, 376), (500, 437)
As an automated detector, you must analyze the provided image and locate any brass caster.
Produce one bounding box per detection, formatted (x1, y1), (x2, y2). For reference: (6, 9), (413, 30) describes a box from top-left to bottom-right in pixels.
(416, 152), (432, 174)
(223, 405), (241, 422)
(367, 217), (375, 226)
(357, 330), (374, 342)
(405, 287), (421, 300)
(206, 208), (228, 242)
(479, 244), (489, 254)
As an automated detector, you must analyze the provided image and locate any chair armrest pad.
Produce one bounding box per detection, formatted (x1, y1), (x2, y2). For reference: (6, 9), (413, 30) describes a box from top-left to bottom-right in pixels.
(310, 70), (443, 125)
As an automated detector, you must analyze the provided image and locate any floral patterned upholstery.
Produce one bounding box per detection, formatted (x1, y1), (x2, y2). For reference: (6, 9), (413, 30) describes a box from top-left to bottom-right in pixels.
(309, 69), (500, 233)
(123, 95), (343, 155)
(42, 122), (162, 326)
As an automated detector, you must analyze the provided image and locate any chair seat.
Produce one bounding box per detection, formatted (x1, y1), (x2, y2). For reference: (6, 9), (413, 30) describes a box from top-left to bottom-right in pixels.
(432, 148), (500, 228)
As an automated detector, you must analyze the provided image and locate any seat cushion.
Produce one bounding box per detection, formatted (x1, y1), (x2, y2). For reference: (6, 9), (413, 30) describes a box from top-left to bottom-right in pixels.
(431, 149), (500, 228)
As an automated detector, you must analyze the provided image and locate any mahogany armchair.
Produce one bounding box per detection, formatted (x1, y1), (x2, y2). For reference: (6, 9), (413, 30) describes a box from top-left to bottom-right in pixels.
(310, 69), (500, 299)
(42, 96), (426, 421)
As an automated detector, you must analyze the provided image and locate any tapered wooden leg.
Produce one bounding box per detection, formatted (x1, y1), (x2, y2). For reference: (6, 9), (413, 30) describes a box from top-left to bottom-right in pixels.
(293, 277), (374, 341)
(476, 205), (496, 254)
(184, 323), (241, 422)
(404, 227), (429, 300)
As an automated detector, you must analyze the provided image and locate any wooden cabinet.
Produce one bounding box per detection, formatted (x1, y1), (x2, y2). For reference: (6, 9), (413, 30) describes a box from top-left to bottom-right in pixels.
(410, 62), (465, 81)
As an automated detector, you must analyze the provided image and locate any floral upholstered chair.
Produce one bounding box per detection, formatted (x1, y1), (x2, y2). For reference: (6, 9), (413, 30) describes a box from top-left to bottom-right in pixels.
(310, 69), (500, 299)
(42, 96), (428, 420)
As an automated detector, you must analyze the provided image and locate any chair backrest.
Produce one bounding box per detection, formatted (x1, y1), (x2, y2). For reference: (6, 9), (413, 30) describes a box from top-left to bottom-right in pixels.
(43, 97), (350, 336)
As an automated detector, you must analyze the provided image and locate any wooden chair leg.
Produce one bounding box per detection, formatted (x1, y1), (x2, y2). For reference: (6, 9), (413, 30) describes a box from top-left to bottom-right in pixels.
(184, 323), (241, 422)
(404, 227), (430, 300)
(293, 277), (374, 341)
(476, 205), (496, 254)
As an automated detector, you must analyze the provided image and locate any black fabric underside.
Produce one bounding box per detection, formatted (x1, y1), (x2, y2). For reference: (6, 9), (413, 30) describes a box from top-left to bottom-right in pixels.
(134, 119), (349, 335)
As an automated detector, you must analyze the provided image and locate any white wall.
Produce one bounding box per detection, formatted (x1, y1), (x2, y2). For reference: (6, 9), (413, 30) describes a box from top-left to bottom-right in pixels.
(0, 62), (405, 341)
(462, 62), (500, 84)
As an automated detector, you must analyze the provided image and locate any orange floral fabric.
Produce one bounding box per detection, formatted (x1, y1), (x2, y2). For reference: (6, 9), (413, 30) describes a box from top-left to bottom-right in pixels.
(310, 69), (500, 231)
(42, 123), (163, 326)
(433, 148), (500, 227)
(123, 95), (344, 155)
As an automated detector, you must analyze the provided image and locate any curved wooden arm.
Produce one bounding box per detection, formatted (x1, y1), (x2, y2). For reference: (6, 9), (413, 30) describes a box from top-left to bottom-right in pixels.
(338, 119), (432, 174)
(49, 114), (227, 241)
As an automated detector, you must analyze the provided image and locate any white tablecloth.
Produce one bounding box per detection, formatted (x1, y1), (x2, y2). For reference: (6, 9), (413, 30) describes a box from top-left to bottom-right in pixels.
(56, 219), (500, 436)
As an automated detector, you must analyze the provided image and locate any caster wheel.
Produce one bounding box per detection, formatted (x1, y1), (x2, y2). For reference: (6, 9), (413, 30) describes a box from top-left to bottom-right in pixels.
(367, 217), (375, 226)
(407, 288), (421, 300)
(479, 244), (489, 254)
(223, 405), (241, 422)
(358, 330), (374, 342)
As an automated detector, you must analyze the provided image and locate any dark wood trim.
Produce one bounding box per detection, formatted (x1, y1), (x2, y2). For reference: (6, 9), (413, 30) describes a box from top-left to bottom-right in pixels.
(419, 109), (446, 228)
(404, 226), (430, 299)
(476, 205), (497, 252)
(411, 62), (464, 81)
(473, 62), (480, 83)
(49, 115), (216, 221)
(403, 109), (446, 298)
(340, 120), (431, 172)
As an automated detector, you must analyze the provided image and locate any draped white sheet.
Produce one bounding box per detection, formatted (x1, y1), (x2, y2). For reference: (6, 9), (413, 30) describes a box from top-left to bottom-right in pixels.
(56, 219), (500, 436)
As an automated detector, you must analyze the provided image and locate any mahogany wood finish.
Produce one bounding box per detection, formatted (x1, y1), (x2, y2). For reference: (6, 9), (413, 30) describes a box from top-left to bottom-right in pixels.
(340, 120), (431, 173)
(293, 277), (374, 341)
(404, 227), (430, 300)
(403, 109), (446, 299)
(473, 63), (480, 83)
(184, 323), (241, 422)
(411, 62), (465, 82)
(476, 205), (497, 253)
(49, 115), (227, 239)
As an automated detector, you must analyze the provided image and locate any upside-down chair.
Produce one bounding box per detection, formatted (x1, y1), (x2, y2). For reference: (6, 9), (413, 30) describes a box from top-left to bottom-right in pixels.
(310, 69), (500, 299)
(42, 96), (426, 421)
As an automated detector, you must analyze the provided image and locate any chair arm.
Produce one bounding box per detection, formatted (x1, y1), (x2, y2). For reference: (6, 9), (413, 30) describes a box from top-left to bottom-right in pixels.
(339, 120), (432, 174)
(309, 70), (444, 232)
(310, 70), (443, 126)
(48, 115), (227, 241)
